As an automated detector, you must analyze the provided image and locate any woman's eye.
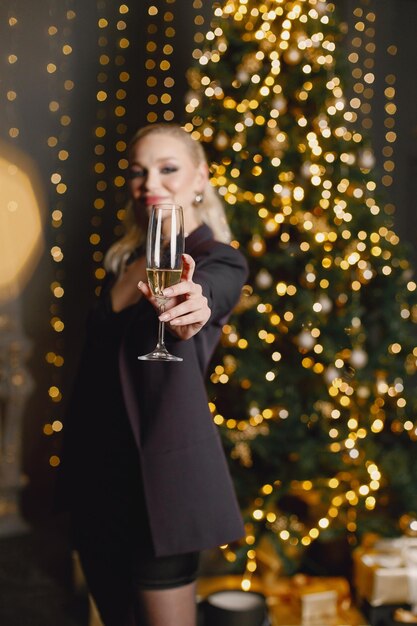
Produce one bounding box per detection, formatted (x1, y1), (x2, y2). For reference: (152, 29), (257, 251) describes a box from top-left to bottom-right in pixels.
(161, 166), (178, 174)
(127, 169), (144, 180)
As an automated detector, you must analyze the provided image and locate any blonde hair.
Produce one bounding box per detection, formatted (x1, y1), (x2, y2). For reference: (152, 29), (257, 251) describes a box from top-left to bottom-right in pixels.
(105, 123), (232, 275)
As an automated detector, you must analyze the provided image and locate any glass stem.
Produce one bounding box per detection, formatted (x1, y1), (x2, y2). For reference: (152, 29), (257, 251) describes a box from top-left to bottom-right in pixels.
(157, 303), (166, 350)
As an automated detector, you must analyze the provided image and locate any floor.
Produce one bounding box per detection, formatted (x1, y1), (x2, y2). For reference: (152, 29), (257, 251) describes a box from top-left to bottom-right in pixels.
(0, 521), (225, 626)
(0, 524), (88, 626)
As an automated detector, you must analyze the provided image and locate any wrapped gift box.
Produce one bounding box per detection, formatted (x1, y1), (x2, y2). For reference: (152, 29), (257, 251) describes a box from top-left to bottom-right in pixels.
(353, 537), (417, 607)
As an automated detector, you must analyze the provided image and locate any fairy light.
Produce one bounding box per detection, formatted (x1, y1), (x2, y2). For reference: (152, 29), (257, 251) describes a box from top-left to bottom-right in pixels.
(381, 44), (398, 194)
(243, 455), (384, 550)
(145, 5), (159, 123)
(349, 5), (376, 133)
(349, 2), (397, 205)
(91, 0), (111, 296)
(112, 3), (131, 243)
(161, 0), (176, 122)
(193, 0), (206, 50)
(5, 8), (20, 140)
(144, 2), (177, 124)
(44, 2), (77, 469)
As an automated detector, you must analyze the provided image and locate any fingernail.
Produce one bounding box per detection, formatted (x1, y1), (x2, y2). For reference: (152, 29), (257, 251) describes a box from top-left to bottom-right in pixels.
(138, 281), (143, 289)
(163, 288), (173, 296)
(160, 313), (170, 321)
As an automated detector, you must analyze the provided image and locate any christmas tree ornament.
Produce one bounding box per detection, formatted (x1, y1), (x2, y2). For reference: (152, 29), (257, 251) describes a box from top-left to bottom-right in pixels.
(357, 386), (371, 399)
(236, 69), (250, 84)
(318, 294), (333, 314)
(358, 148), (376, 170)
(248, 235), (266, 257)
(284, 47), (302, 65)
(271, 95), (287, 113)
(297, 330), (316, 350)
(256, 269), (273, 290)
(214, 131), (229, 150)
(324, 366), (340, 384)
(350, 348), (368, 369)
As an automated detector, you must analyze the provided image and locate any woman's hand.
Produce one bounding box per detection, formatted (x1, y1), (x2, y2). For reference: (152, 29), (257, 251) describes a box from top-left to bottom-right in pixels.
(138, 253), (211, 340)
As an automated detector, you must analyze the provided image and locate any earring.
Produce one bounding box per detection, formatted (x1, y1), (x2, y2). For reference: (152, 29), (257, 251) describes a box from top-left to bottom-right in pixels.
(194, 191), (204, 205)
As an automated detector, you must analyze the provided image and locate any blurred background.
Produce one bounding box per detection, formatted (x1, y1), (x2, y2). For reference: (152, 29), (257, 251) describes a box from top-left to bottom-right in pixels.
(0, 1), (417, 624)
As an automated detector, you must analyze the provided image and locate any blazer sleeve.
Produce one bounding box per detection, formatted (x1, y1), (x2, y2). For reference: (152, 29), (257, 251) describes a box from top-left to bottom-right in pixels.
(192, 243), (249, 324)
(84, 272), (116, 336)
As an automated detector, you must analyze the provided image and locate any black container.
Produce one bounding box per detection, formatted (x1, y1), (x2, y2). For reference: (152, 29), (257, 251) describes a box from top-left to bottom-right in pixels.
(200, 590), (269, 626)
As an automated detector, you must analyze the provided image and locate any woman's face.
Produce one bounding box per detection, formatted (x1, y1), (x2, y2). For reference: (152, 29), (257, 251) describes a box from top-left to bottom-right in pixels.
(127, 132), (207, 231)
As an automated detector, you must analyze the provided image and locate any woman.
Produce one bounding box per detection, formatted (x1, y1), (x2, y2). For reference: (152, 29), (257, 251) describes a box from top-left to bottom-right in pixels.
(59, 124), (248, 626)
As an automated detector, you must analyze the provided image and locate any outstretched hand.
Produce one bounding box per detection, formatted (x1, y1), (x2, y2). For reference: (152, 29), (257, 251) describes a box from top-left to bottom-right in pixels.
(138, 253), (211, 340)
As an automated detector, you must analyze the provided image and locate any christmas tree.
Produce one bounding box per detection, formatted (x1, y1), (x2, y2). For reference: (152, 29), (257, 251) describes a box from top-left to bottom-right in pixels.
(185, 0), (417, 577)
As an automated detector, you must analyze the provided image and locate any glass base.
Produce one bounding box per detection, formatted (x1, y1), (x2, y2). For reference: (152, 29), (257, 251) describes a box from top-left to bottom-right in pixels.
(138, 348), (183, 362)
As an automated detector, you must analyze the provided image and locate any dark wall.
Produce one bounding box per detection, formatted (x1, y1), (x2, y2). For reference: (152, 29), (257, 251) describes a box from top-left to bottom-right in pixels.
(383, 1), (417, 253)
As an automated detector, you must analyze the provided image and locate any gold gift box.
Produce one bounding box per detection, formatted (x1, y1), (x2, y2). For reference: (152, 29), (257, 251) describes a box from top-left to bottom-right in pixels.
(353, 537), (415, 606)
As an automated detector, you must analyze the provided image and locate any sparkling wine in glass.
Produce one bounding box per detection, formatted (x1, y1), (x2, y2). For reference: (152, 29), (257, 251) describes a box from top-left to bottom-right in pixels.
(138, 203), (184, 362)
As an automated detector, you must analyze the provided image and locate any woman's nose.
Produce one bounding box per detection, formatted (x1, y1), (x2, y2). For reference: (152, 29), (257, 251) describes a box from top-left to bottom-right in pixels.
(143, 168), (160, 191)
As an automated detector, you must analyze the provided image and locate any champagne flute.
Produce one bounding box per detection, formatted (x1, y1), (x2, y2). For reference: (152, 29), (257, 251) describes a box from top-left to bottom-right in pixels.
(138, 203), (184, 362)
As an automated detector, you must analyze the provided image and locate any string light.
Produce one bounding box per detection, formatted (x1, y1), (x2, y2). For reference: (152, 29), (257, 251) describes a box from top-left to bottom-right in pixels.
(44, 1), (77, 469)
(145, 5), (159, 124)
(112, 3), (131, 243)
(93, 1), (147, 255)
(144, 3), (177, 123)
(382, 44), (398, 196)
(193, 0), (206, 49)
(349, 4), (376, 133)
(349, 2), (398, 204)
(160, 0), (176, 122)
(4, 5), (21, 141)
(92, 0), (111, 296)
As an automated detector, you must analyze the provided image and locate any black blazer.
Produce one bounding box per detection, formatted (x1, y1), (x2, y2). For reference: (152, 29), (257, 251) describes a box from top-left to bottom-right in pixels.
(60, 224), (248, 556)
